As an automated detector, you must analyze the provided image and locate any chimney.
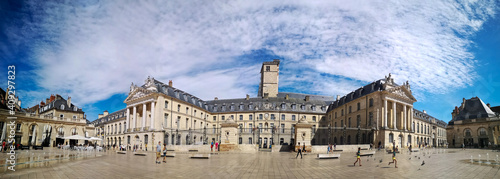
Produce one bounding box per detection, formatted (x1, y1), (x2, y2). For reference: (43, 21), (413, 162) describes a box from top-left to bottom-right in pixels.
(336, 95), (340, 100)
(46, 98), (49, 104)
(67, 96), (71, 107)
(103, 110), (109, 117)
(305, 96), (310, 102)
(40, 101), (45, 106)
(285, 94), (289, 100)
(246, 94), (249, 100)
(50, 94), (55, 102)
(214, 97), (218, 101)
(168, 80), (173, 87)
(487, 103), (491, 108)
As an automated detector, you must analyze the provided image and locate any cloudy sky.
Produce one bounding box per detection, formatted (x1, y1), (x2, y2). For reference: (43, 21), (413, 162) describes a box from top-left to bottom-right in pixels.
(1, 0), (499, 122)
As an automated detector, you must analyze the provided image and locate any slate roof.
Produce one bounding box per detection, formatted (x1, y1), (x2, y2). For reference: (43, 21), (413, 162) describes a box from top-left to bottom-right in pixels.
(413, 109), (446, 127)
(490, 106), (500, 114)
(450, 97), (496, 122)
(327, 79), (386, 112)
(92, 108), (127, 125)
(146, 79), (332, 114)
(38, 95), (84, 114)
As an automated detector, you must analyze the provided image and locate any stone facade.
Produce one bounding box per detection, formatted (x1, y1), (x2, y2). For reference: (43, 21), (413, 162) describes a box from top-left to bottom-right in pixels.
(325, 74), (446, 149)
(446, 97), (500, 148)
(0, 94), (94, 147)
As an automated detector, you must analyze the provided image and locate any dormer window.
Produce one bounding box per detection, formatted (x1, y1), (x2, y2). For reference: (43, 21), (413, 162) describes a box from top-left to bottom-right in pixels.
(312, 106), (316, 111)
(74, 106), (77, 111)
(281, 103), (286, 109)
(301, 105), (305, 110)
(239, 104), (243, 110)
(60, 105), (65, 110)
(292, 104), (296, 110)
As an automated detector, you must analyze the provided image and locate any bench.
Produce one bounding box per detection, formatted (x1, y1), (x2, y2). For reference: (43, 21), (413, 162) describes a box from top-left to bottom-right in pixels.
(162, 153), (176, 157)
(117, 151), (126, 154)
(167, 149), (175, 152)
(331, 150), (343, 152)
(360, 148), (369, 150)
(360, 151), (375, 156)
(188, 150), (199, 152)
(387, 151), (400, 154)
(190, 154), (210, 159)
(20, 146), (30, 150)
(33, 146), (44, 150)
(317, 154), (340, 159)
(134, 153), (147, 156)
(410, 149), (419, 152)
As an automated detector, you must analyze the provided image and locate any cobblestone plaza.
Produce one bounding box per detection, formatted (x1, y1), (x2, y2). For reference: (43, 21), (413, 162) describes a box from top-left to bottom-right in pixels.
(1, 148), (500, 178)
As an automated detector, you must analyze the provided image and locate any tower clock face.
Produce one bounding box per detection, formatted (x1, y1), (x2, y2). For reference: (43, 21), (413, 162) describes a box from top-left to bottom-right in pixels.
(265, 113), (269, 119)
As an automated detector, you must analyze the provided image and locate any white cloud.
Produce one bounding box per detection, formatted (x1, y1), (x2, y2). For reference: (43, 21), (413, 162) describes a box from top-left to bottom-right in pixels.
(9, 0), (497, 113)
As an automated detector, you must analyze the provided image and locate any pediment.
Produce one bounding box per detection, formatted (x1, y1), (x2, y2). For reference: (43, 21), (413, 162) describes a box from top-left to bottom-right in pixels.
(124, 88), (151, 103)
(388, 86), (416, 102)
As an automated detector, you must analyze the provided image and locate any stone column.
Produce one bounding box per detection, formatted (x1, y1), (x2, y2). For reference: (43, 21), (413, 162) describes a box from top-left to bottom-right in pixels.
(384, 99), (388, 129)
(393, 101), (397, 130)
(142, 103), (147, 131)
(410, 107), (414, 132)
(403, 105), (407, 131)
(126, 108), (130, 132)
(133, 106), (137, 131)
(150, 101), (155, 130)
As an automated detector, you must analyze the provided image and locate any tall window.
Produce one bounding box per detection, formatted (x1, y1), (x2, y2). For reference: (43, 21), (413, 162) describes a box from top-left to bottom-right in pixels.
(357, 103), (360, 110)
(177, 105), (180, 112)
(341, 109), (344, 116)
(368, 112), (373, 126)
(249, 114), (253, 120)
(213, 116), (216, 121)
(164, 114), (168, 128)
(312, 116), (316, 122)
(281, 114), (285, 120)
(165, 101), (168, 109)
(479, 128), (487, 136)
(239, 115), (243, 120)
(186, 118), (189, 129)
(356, 115), (361, 127)
(341, 120), (344, 127)
(281, 124), (285, 133)
(292, 115), (296, 121)
(259, 114), (263, 120)
(266, 66), (270, 71)
(348, 118), (351, 128)
(176, 116), (180, 129)
(369, 98), (373, 107)
(271, 114), (275, 120)
(186, 107), (189, 114)
(222, 116), (225, 120)
(349, 106), (352, 113)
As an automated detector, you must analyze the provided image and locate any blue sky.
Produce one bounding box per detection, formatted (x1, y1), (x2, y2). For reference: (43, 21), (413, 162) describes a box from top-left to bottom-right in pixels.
(1, 0), (499, 122)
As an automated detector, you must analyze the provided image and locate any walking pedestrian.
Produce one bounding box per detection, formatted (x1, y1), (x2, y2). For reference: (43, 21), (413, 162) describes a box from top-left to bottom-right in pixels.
(211, 140), (214, 152)
(156, 142), (161, 164)
(162, 143), (167, 163)
(354, 147), (362, 166)
(296, 142), (303, 159)
(388, 149), (397, 168)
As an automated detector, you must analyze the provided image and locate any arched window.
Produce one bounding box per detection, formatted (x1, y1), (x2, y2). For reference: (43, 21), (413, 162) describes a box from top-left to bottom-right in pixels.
(60, 105), (65, 110)
(464, 129), (472, 137)
(478, 128), (487, 136)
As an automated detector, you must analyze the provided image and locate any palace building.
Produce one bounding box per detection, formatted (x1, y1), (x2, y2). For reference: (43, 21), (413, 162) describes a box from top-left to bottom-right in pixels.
(446, 97), (500, 148)
(92, 60), (446, 150)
